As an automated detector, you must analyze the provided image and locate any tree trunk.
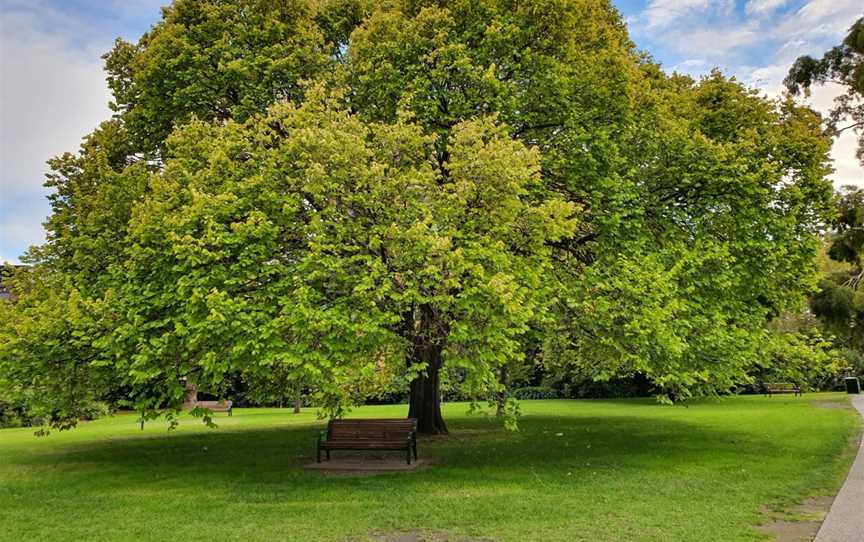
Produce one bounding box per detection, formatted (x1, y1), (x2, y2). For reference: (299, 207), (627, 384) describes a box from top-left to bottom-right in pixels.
(496, 365), (509, 417)
(408, 357), (447, 435)
(293, 390), (302, 414)
(407, 305), (448, 435)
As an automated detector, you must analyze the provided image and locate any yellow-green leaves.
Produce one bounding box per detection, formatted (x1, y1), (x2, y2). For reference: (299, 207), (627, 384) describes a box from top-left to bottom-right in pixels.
(109, 90), (578, 420)
(2, 0), (840, 430)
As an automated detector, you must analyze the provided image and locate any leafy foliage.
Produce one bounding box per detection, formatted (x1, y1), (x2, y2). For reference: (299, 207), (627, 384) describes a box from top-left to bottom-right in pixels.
(810, 188), (864, 340)
(103, 0), (333, 153)
(807, 188), (864, 381)
(838, 347), (864, 380)
(545, 74), (834, 400)
(0, 269), (116, 431)
(106, 90), (575, 431)
(756, 329), (842, 390)
(0, 0), (838, 433)
(510, 386), (558, 400)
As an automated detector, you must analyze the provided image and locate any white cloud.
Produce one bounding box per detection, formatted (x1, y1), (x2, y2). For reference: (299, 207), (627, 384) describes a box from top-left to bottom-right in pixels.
(744, 63), (789, 95)
(640, 0), (862, 62)
(644, 0), (712, 28)
(0, 212), (47, 261)
(671, 58), (708, 76)
(666, 24), (761, 56)
(830, 132), (862, 187)
(643, 0), (739, 29)
(0, 9), (112, 197)
(0, 3), (116, 263)
(772, 0), (862, 43)
(803, 84), (864, 187)
(745, 0), (789, 16)
(796, 0), (860, 25)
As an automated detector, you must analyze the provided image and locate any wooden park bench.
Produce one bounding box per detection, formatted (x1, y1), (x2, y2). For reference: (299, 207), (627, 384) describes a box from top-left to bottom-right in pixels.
(764, 383), (801, 397)
(317, 418), (418, 464)
(195, 400), (233, 416)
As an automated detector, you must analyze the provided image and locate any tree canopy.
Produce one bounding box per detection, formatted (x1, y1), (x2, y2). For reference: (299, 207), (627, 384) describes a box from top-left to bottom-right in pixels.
(0, 0), (837, 434)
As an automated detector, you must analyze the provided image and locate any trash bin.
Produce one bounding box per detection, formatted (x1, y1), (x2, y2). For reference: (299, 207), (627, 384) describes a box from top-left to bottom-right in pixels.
(845, 377), (861, 394)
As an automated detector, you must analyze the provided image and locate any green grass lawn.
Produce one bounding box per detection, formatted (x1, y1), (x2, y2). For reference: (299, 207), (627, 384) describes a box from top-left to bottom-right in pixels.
(0, 394), (860, 542)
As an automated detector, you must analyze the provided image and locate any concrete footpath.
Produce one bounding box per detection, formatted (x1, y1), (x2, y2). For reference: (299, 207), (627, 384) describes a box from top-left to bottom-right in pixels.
(814, 394), (864, 542)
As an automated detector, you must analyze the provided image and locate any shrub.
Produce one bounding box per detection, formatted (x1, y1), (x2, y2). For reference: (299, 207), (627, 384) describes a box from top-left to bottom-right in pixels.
(78, 401), (112, 421)
(512, 386), (559, 400)
(0, 398), (36, 428)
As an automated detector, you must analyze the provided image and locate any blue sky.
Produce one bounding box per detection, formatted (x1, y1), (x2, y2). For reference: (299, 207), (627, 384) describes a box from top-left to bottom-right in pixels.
(1, 0), (862, 264)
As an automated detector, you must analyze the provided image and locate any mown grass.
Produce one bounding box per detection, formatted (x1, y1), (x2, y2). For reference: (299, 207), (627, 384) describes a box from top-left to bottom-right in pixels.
(0, 394), (860, 542)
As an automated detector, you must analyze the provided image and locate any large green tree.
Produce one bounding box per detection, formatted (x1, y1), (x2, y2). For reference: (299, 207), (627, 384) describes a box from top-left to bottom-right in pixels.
(109, 92), (575, 433)
(0, 0), (836, 434)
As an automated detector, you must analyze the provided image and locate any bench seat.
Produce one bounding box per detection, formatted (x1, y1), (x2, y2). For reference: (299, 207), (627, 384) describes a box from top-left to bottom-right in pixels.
(764, 383), (801, 397)
(320, 442), (409, 450)
(317, 418), (417, 464)
(195, 400), (233, 415)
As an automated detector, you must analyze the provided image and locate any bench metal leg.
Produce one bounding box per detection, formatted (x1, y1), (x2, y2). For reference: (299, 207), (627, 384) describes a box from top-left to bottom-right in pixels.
(325, 449), (330, 461)
(413, 444), (418, 461)
(316, 444), (321, 463)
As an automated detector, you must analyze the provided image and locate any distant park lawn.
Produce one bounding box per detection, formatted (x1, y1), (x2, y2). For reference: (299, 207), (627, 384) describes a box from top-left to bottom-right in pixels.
(0, 395), (860, 542)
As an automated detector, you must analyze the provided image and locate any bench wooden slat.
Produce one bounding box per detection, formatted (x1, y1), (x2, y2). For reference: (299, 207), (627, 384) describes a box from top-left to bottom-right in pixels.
(329, 432), (413, 438)
(317, 418), (418, 464)
(320, 442), (407, 449)
(195, 400), (233, 415)
(764, 383), (801, 397)
(323, 437), (409, 442)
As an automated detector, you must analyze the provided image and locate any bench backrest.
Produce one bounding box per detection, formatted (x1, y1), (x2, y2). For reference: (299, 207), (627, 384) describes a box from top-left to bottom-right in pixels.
(197, 400), (232, 410)
(766, 383), (797, 390)
(327, 419), (416, 442)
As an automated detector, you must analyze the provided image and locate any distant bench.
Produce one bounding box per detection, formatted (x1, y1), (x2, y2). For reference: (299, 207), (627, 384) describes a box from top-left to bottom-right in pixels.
(764, 383), (801, 397)
(317, 418), (418, 464)
(196, 400), (233, 416)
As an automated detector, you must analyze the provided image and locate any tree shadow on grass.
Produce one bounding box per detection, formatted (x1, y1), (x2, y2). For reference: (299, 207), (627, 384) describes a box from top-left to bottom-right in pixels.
(10, 413), (778, 495)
